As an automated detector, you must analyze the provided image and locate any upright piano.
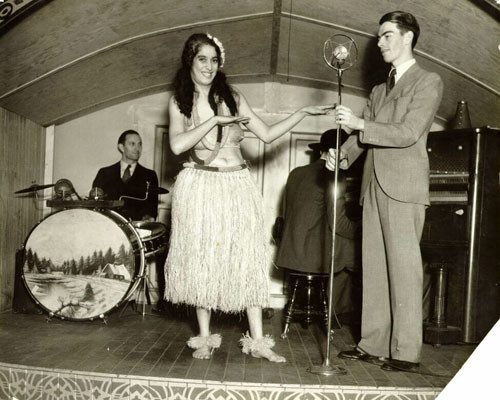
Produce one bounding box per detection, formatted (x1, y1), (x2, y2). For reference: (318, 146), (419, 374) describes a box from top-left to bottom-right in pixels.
(422, 126), (500, 344)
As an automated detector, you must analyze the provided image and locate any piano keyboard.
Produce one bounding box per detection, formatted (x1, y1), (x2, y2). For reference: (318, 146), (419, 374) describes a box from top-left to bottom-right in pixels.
(429, 171), (469, 204)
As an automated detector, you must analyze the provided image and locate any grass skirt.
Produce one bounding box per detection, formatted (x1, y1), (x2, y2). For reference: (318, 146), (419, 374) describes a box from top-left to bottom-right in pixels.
(164, 167), (270, 313)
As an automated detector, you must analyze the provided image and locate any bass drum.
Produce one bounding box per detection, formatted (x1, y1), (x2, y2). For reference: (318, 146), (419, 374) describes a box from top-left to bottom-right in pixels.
(22, 208), (145, 321)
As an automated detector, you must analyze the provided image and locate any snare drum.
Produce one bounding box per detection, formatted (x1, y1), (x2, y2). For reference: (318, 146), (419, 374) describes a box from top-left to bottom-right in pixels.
(132, 221), (168, 257)
(22, 208), (145, 321)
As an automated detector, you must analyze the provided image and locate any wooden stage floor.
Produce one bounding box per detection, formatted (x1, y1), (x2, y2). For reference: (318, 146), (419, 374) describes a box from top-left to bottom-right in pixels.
(0, 306), (475, 399)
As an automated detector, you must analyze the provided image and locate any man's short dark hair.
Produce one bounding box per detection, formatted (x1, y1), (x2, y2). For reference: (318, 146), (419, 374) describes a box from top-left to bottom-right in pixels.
(118, 130), (140, 146)
(379, 11), (420, 49)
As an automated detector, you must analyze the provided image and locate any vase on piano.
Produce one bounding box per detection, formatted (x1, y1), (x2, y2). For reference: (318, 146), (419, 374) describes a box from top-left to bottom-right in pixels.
(449, 100), (472, 130)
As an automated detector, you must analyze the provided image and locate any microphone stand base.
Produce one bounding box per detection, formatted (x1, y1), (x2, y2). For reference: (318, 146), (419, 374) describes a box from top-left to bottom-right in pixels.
(308, 363), (347, 376)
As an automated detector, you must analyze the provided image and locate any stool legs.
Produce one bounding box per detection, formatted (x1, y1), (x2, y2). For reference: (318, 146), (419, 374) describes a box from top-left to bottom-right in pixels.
(281, 277), (300, 339)
(281, 273), (331, 339)
(303, 276), (314, 327)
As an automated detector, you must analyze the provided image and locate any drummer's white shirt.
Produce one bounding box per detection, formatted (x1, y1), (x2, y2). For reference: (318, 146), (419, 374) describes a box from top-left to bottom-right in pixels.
(120, 160), (137, 179)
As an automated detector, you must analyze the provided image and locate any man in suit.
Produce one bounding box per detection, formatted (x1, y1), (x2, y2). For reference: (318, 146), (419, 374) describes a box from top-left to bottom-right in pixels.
(326, 11), (443, 372)
(92, 130), (159, 221)
(275, 129), (361, 316)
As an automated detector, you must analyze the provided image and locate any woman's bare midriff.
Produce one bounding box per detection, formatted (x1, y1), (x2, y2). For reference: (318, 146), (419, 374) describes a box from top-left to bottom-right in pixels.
(190, 146), (244, 167)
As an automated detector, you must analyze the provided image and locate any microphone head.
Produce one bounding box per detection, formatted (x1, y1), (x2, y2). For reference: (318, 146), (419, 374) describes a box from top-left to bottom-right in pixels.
(323, 34), (358, 71)
(333, 45), (349, 60)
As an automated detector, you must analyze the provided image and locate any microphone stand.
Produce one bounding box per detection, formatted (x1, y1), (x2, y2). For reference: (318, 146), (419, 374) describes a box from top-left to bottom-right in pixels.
(308, 60), (347, 376)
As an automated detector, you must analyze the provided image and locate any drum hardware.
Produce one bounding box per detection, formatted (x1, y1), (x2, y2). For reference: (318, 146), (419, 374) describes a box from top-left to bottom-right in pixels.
(46, 199), (125, 209)
(119, 181), (151, 203)
(89, 187), (105, 200)
(22, 208), (146, 322)
(45, 304), (110, 325)
(120, 182), (170, 202)
(21, 206), (167, 322)
(14, 183), (55, 194)
(14, 182), (49, 211)
(119, 221), (168, 318)
(132, 221), (168, 257)
(118, 263), (158, 318)
(142, 185), (169, 194)
(54, 178), (80, 200)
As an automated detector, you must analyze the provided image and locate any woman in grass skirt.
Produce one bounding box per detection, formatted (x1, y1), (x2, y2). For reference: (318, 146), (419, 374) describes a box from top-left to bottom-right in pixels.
(165, 33), (334, 362)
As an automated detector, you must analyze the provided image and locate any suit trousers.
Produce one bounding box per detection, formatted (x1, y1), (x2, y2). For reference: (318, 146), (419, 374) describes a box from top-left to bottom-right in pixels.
(358, 175), (425, 363)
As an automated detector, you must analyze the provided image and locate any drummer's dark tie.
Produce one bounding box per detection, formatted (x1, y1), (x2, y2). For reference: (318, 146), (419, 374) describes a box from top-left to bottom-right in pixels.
(386, 68), (396, 95)
(122, 165), (131, 183)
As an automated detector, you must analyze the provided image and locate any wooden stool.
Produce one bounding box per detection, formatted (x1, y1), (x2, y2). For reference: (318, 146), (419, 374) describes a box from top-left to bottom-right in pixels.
(281, 271), (329, 339)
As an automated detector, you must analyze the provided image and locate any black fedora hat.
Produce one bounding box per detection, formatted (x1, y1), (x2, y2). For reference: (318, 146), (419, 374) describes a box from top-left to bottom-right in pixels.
(308, 129), (348, 151)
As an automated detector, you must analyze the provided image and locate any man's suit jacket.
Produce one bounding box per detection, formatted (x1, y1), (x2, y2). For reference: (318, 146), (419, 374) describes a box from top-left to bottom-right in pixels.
(342, 63), (443, 205)
(275, 159), (360, 274)
(92, 162), (159, 221)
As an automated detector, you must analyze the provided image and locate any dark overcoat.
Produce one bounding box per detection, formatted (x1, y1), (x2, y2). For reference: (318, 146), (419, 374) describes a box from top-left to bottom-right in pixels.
(275, 159), (359, 274)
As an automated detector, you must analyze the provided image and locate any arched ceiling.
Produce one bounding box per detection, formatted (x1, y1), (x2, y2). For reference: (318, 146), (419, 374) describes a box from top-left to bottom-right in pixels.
(0, 0), (499, 127)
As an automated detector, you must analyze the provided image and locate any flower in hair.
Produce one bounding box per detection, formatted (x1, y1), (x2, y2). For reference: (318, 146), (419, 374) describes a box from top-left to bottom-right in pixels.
(206, 33), (225, 68)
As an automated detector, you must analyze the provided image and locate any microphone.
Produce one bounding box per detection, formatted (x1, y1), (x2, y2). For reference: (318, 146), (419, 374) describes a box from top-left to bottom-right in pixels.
(323, 34), (357, 72)
(333, 45), (349, 61)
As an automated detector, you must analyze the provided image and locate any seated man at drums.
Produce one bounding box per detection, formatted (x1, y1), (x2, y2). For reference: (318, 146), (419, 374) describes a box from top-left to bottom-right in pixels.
(92, 129), (159, 222)
(275, 129), (362, 323)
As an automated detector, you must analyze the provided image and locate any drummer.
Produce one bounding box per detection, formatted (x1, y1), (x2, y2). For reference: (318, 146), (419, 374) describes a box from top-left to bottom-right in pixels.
(92, 130), (159, 222)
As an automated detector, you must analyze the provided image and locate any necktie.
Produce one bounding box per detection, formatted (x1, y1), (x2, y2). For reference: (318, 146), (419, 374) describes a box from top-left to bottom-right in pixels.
(122, 164), (131, 183)
(386, 68), (396, 95)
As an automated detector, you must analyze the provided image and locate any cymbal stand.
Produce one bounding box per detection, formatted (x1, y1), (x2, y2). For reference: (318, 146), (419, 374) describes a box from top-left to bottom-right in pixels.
(135, 260), (158, 317)
(119, 257), (160, 318)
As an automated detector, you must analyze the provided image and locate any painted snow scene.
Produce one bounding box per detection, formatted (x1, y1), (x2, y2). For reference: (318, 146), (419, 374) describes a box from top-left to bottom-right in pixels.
(23, 209), (140, 320)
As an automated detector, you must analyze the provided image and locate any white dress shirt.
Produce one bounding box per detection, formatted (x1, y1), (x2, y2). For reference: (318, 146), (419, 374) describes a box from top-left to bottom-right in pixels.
(120, 160), (137, 179)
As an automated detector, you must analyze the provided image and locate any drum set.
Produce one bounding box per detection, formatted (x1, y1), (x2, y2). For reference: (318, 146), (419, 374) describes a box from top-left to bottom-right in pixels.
(15, 181), (169, 322)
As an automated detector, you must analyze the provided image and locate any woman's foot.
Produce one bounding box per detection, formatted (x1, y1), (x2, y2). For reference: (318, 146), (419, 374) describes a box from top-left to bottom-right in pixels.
(192, 346), (212, 359)
(187, 333), (222, 359)
(239, 333), (286, 363)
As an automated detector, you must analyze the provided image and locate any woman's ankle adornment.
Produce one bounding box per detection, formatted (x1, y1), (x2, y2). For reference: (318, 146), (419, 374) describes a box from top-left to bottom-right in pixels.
(239, 332), (286, 363)
(187, 333), (222, 359)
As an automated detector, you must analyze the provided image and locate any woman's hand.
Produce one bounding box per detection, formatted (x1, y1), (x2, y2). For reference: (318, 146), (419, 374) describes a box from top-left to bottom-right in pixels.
(300, 104), (337, 115)
(215, 115), (250, 126)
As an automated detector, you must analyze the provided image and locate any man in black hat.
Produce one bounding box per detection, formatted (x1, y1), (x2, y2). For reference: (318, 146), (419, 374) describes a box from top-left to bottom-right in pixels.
(275, 129), (361, 317)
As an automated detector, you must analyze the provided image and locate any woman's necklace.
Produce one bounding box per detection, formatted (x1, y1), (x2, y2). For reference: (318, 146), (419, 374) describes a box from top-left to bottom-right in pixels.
(190, 99), (226, 165)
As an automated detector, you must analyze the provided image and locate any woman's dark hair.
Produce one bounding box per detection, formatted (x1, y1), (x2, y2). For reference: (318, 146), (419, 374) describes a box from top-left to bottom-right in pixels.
(379, 11), (420, 49)
(173, 33), (237, 118)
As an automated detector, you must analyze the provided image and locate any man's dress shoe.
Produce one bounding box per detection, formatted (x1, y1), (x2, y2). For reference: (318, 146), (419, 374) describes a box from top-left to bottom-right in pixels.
(381, 359), (420, 373)
(338, 349), (387, 365)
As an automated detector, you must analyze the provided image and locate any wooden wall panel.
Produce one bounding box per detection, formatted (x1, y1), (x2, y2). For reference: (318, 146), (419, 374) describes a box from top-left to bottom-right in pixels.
(0, 0), (273, 94)
(1, 0), (498, 127)
(0, 107), (45, 312)
(0, 16), (274, 126)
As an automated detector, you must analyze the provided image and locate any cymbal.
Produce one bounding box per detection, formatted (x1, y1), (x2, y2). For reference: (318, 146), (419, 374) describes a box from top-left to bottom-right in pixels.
(131, 184), (169, 194)
(147, 186), (169, 194)
(15, 183), (55, 194)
